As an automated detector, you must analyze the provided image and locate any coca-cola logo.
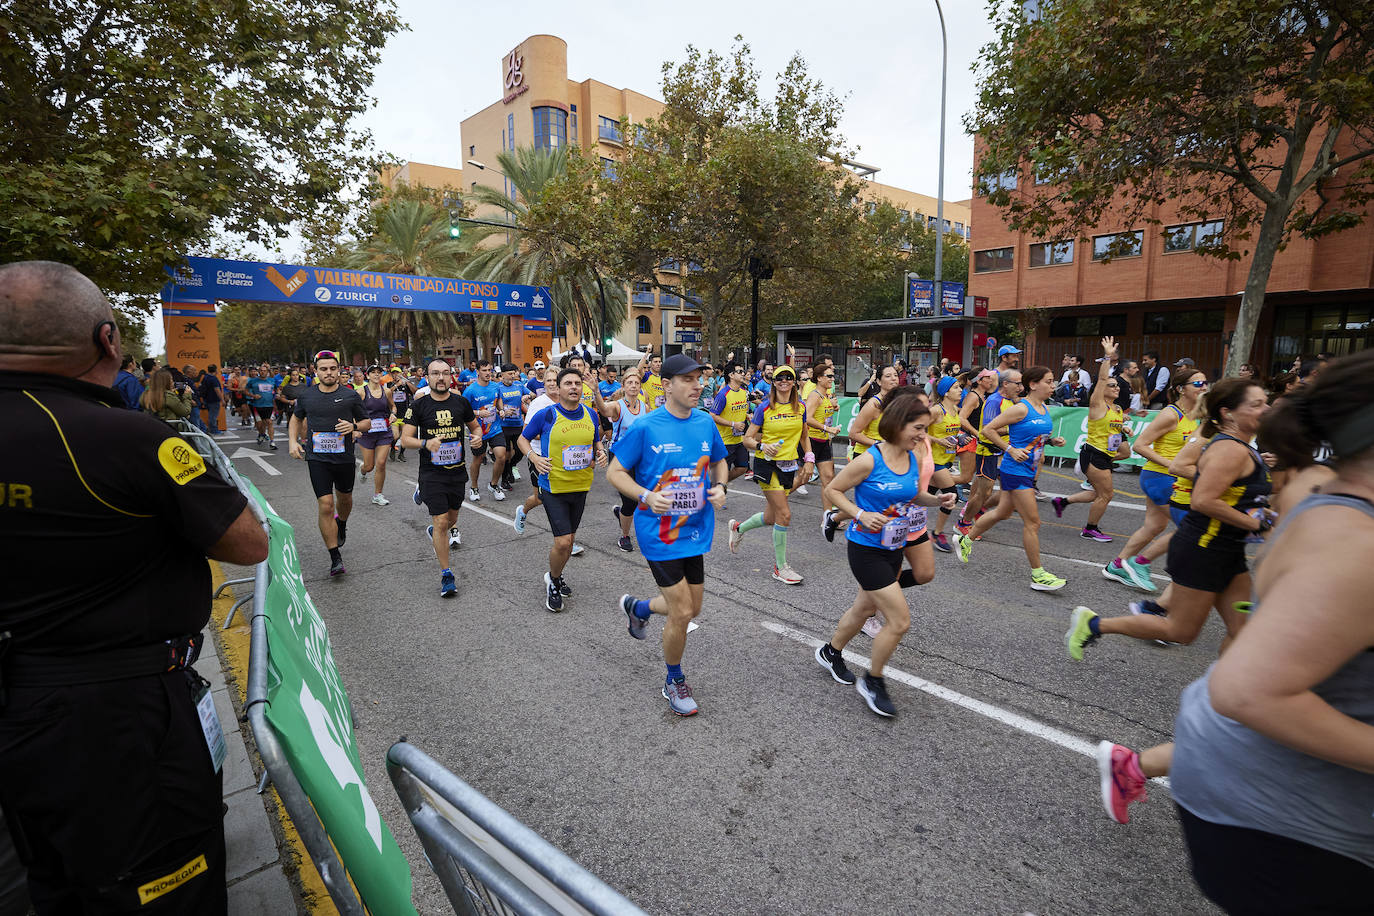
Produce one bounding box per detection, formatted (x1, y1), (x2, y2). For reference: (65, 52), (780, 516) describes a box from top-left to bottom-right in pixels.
(176, 349), (210, 360)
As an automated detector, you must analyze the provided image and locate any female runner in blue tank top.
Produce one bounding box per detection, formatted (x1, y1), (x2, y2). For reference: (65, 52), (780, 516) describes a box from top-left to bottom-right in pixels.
(954, 366), (1069, 591)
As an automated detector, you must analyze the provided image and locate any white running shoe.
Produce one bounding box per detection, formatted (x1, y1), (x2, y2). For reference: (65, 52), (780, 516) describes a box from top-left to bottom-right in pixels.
(469, 486), (481, 502)
(861, 612), (886, 638)
(513, 505), (527, 533)
(489, 484), (506, 501)
(771, 564), (803, 585)
(570, 542), (585, 557)
(795, 485), (809, 496)
(728, 519), (743, 553)
(448, 528), (461, 548)
(371, 493), (389, 506)
(511, 466), (521, 481)
(1080, 480), (1094, 491)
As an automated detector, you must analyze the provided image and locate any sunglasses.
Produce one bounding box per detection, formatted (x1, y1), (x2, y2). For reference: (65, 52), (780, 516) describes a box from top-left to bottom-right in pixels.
(822, 373), (835, 378)
(1189, 380), (1209, 388)
(315, 350), (338, 361)
(774, 376), (795, 382)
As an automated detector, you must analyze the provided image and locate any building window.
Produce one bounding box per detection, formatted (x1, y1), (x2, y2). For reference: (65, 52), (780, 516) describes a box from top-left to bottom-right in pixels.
(1029, 240), (1074, 267)
(1164, 220), (1224, 252)
(898, 209), (910, 222)
(658, 259), (680, 273)
(632, 282), (655, 305)
(954, 221), (964, 234)
(927, 215), (937, 228)
(600, 157), (617, 180)
(570, 112), (578, 146)
(660, 290), (681, 307)
(1092, 230), (1144, 260)
(1049, 314), (1127, 337)
(532, 107), (567, 151)
(974, 247), (1014, 273)
(636, 315), (651, 335)
(507, 113), (514, 149)
(1144, 309), (1225, 334)
(598, 116), (622, 143)
(978, 168), (1018, 195)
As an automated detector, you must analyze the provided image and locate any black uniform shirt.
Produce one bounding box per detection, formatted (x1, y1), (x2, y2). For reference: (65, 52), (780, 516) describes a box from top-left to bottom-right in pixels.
(404, 393), (476, 475)
(292, 383), (366, 464)
(0, 372), (248, 654)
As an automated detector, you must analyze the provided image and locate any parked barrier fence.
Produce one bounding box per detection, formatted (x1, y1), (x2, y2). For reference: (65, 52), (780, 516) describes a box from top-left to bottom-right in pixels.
(387, 742), (648, 916)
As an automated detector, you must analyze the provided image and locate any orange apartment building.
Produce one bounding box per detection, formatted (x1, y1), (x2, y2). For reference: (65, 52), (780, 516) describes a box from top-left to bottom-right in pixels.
(967, 134), (1374, 378)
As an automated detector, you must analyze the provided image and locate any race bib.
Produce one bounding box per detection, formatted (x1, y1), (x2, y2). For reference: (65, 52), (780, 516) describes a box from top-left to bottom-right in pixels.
(369, 417), (388, 432)
(433, 440), (462, 466)
(1107, 433), (1123, 452)
(776, 459), (799, 472)
(654, 394), (666, 408)
(664, 472), (706, 516)
(562, 444), (593, 471)
(879, 515), (910, 548)
(311, 431), (344, 454)
(393, 391), (407, 403)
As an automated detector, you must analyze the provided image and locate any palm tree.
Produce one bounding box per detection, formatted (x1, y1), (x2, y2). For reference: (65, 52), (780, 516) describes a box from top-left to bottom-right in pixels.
(460, 146), (627, 353)
(345, 198), (468, 359)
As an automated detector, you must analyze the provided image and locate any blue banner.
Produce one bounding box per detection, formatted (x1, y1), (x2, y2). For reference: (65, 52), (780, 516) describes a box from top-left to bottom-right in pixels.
(908, 278), (934, 317)
(162, 256), (552, 320)
(941, 281), (966, 316)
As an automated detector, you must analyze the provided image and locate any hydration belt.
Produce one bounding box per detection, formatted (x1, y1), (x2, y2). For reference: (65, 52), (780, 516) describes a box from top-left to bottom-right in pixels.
(0, 631), (202, 706)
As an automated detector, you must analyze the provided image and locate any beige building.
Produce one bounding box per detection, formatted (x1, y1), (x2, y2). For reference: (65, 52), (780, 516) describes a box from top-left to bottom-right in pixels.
(386, 33), (973, 360)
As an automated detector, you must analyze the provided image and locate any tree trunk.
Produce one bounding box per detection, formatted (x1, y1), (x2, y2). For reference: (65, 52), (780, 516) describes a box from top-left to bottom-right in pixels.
(1226, 199), (1293, 377)
(408, 312), (421, 364)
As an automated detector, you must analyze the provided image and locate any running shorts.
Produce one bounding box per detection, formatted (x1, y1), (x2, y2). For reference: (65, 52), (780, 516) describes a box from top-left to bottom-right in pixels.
(1139, 469), (1176, 507)
(1166, 532), (1248, 593)
(307, 460), (355, 498)
(647, 554), (706, 588)
(419, 469), (468, 515)
(253, 406), (273, 420)
(846, 540), (904, 591)
(724, 441), (751, 470)
(975, 453), (999, 480)
(999, 471), (1037, 492)
(357, 430), (393, 450)
(753, 457), (796, 491)
(503, 429), (522, 452)
(1169, 505), (1188, 526)
(540, 489), (587, 537)
(811, 438), (834, 464)
(1079, 443), (1115, 473)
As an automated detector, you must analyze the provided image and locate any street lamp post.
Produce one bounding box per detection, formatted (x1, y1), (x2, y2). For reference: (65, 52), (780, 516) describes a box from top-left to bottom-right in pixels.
(932, 0), (948, 320)
(747, 254), (773, 368)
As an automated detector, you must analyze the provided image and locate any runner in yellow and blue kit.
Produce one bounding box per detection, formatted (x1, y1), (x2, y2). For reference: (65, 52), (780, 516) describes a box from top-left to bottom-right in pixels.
(1051, 337), (1132, 541)
(957, 369), (1017, 535)
(955, 366), (1069, 591)
(607, 354), (728, 717)
(710, 361), (754, 483)
(518, 367), (607, 612)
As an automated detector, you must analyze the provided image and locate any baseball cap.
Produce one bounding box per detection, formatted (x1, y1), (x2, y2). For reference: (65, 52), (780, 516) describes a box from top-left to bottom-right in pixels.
(976, 368), (999, 382)
(997, 345), (1022, 357)
(1174, 357), (1196, 367)
(772, 364), (798, 380)
(661, 353), (704, 378)
(935, 376), (958, 399)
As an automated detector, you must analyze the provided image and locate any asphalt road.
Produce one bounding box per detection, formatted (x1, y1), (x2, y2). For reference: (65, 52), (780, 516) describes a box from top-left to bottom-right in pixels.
(220, 425), (1224, 916)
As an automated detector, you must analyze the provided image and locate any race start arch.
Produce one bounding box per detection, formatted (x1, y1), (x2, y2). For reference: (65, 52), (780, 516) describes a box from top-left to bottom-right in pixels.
(160, 255), (554, 371)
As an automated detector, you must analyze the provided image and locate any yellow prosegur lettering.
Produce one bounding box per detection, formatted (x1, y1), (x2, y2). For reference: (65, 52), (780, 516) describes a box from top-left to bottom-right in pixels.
(136, 854), (208, 904)
(157, 437), (207, 486)
(0, 483), (34, 508)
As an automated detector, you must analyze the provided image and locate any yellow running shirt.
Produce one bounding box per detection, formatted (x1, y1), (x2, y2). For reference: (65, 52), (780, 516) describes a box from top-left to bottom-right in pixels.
(929, 405), (962, 466)
(1086, 405), (1126, 454)
(752, 399), (807, 461)
(711, 385), (750, 446)
(1142, 406), (1198, 474)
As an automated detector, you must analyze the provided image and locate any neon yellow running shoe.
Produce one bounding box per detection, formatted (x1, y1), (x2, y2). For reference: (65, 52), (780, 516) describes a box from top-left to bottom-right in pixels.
(1030, 568), (1067, 591)
(954, 533), (973, 563)
(1065, 606), (1100, 661)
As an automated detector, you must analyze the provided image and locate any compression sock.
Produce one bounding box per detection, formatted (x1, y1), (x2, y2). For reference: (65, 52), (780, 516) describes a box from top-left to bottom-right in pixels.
(328, 547), (341, 563)
(666, 663), (684, 682)
(336, 517), (347, 538)
(1088, 616), (1102, 636)
(772, 524), (788, 567)
(897, 569), (918, 589)
(633, 599), (653, 620)
(737, 512), (767, 534)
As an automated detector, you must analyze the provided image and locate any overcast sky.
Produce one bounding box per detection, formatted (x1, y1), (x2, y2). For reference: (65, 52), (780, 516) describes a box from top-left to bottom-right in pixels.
(148, 0), (999, 353)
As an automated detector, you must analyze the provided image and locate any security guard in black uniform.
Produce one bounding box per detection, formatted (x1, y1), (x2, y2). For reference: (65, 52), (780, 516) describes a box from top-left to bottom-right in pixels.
(0, 261), (269, 914)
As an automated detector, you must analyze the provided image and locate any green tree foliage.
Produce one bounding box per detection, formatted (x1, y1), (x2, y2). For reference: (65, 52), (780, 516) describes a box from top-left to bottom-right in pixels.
(0, 0), (403, 301)
(969, 0), (1374, 374)
(218, 301), (374, 366)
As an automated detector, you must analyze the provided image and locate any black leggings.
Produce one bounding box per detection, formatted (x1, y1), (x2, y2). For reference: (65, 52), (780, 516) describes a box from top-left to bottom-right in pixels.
(1177, 804), (1374, 915)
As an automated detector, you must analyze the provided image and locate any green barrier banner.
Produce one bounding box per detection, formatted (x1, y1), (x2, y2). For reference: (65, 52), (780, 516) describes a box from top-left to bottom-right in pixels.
(831, 398), (1158, 466)
(242, 479), (417, 915)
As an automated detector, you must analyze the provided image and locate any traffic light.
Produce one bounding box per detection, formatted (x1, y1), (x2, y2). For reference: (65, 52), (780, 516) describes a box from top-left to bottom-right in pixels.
(448, 210), (461, 238)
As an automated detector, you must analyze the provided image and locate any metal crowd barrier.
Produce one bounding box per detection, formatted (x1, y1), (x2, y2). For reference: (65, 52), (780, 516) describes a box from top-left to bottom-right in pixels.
(387, 742), (647, 916)
(170, 420), (369, 915)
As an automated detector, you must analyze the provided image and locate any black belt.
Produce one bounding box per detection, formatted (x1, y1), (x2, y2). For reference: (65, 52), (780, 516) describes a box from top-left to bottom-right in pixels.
(0, 632), (202, 702)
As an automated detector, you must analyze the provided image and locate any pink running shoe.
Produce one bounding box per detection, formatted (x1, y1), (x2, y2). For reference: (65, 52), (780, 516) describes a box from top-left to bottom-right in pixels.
(1081, 527), (1113, 542)
(1095, 741), (1148, 824)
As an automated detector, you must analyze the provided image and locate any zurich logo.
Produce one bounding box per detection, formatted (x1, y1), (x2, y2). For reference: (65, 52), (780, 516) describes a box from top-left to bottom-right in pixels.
(314, 286), (332, 303)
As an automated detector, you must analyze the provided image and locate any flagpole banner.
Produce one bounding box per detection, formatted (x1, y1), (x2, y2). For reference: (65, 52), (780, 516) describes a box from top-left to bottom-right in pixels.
(163, 256), (552, 320)
(510, 319), (553, 368)
(162, 299), (226, 428)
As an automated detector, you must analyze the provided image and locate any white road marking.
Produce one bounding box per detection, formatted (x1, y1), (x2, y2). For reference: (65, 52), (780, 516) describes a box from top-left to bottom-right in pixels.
(230, 446), (281, 476)
(761, 620), (1169, 788)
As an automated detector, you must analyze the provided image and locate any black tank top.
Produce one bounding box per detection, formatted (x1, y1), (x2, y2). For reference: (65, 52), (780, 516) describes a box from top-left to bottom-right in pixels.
(1180, 433), (1272, 547)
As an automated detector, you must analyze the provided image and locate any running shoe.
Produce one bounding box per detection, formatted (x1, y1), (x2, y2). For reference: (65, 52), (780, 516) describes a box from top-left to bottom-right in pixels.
(815, 643), (856, 685)
(469, 486), (481, 502)
(1131, 600), (1180, 646)
(371, 493), (389, 507)
(620, 594), (649, 640)
(931, 532), (952, 553)
(488, 484), (506, 501)
(613, 505), (622, 521)
(513, 505), (526, 533)
(1123, 557), (1155, 590)
(954, 533), (973, 563)
(1080, 480), (1095, 491)
(728, 519), (743, 553)
(329, 556), (346, 577)
(1101, 560), (1138, 590)
(359, 469), (368, 482)
(663, 678), (698, 716)
(809, 469), (820, 484)
(1065, 606), (1100, 660)
(821, 510), (839, 543)
(426, 524), (434, 541)
(955, 484), (970, 503)
(1034, 487), (1049, 501)
(772, 564), (803, 585)
(334, 517), (346, 548)
(617, 535), (633, 552)
(795, 485), (809, 496)
(395, 449), (405, 462)
(856, 673), (896, 717)
(412, 483), (422, 507)
(556, 576), (572, 597)
(954, 517), (972, 536)
(1095, 741), (1148, 824)
(511, 466), (520, 481)
(570, 542), (585, 557)
(500, 478), (515, 491)
(448, 528), (461, 548)
(544, 572), (564, 612)
(1030, 568), (1067, 591)
(1051, 496), (1068, 518)
(439, 570), (457, 598)
(1080, 527), (1112, 543)
(861, 614), (883, 639)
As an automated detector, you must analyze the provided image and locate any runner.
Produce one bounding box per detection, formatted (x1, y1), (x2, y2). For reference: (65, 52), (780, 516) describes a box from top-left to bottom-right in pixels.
(955, 368), (1016, 536)
(926, 375), (966, 552)
(803, 360), (844, 519)
(517, 367), (606, 612)
(954, 366), (1070, 591)
(709, 361), (755, 484)
(607, 353), (728, 717)
(821, 364), (901, 541)
(1050, 337), (1131, 540)
(496, 363), (527, 490)
(1102, 367), (1208, 590)
(397, 360), (483, 598)
(729, 364), (812, 584)
(462, 360), (506, 502)
(287, 351), (368, 577)
(605, 371), (649, 551)
(247, 363), (278, 450)
(356, 365), (396, 506)
(513, 366), (559, 535)
(389, 366), (416, 462)
(638, 352), (665, 410)
(815, 391), (956, 716)
(1067, 377), (1273, 658)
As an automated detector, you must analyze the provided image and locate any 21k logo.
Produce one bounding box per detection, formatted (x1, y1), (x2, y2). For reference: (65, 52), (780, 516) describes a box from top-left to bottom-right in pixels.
(265, 266), (307, 296)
